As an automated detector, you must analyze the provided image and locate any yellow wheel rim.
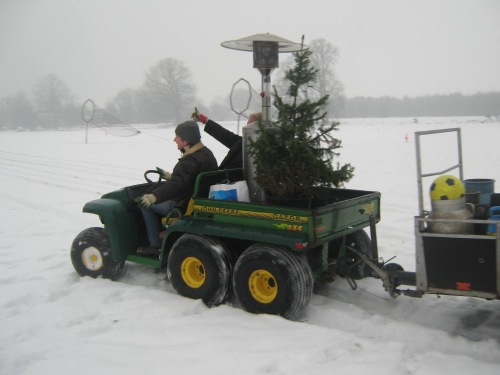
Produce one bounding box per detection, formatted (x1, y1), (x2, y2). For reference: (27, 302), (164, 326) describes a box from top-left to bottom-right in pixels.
(181, 257), (205, 289)
(81, 247), (104, 271)
(249, 269), (278, 304)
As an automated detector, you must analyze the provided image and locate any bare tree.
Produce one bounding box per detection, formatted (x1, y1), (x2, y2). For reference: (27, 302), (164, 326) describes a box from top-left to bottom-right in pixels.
(309, 39), (345, 116)
(273, 39), (345, 117)
(107, 88), (138, 123)
(33, 74), (74, 128)
(0, 92), (37, 130)
(143, 58), (196, 124)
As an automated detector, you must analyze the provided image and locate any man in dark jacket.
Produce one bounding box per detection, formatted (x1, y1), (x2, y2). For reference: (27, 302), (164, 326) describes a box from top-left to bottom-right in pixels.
(192, 110), (261, 170)
(136, 120), (218, 256)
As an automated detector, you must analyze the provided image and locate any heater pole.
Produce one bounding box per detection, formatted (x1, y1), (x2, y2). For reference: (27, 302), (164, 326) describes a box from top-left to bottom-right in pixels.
(261, 70), (272, 123)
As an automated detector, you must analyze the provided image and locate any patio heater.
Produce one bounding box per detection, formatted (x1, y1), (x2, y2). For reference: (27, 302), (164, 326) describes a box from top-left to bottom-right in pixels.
(221, 33), (304, 122)
(221, 33), (304, 202)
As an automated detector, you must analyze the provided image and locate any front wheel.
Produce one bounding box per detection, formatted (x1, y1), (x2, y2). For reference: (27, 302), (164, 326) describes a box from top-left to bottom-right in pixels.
(233, 244), (314, 320)
(167, 234), (233, 307)
(71, 227), (125, 280)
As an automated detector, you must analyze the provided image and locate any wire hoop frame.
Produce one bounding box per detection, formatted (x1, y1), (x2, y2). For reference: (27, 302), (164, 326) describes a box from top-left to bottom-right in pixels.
(81, 99), (96, 123)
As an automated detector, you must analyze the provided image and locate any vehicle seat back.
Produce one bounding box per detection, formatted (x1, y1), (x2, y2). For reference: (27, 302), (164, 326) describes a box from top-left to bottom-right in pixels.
(161, 198), (194, 226)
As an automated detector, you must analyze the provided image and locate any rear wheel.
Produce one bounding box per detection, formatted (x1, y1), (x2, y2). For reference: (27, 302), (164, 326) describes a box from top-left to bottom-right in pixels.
(328, 229), (373, 259)
(167, 234), (232, 307)
(329, 230), (373, 279)
(71, 227), (125, 280)
(233, 244), (313, 320)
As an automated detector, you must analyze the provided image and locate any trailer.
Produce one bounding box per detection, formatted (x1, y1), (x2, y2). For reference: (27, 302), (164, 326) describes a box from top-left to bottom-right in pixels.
(412, 128), (500, 299)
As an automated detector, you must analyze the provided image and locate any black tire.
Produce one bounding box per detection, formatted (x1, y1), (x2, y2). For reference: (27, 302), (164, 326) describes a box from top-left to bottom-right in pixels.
(328, 229), (373, 259)
(383, 263), (405, 287)
(167, 234), (233, 307)
(233, 244), (314, 320)
(71, 227), (125, 280)
(328, 230), (373, 279)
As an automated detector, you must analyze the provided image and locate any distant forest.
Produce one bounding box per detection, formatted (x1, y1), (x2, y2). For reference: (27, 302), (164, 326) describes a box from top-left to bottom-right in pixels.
(2, 40), (498, 130)
(337, 92), (500, 118)
(1, 68), (499, 131)
(2, 41), (499, 130)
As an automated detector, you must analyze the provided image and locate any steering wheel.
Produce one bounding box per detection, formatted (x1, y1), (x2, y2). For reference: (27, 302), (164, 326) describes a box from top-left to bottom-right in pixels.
(144, 167), (168, 188)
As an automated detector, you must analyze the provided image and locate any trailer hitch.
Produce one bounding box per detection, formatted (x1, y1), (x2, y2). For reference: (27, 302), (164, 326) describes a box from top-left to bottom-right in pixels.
(347, 247), (400, 299)
(347, 247), (424, 299)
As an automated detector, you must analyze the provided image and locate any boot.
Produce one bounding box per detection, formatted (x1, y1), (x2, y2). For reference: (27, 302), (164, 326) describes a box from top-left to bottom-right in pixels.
(137, 245), (160, 256)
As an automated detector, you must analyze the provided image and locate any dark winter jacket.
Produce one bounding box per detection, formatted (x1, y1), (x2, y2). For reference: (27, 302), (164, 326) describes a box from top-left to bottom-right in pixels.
(204, 119), (242, 169)
(151, 142), (217, 209)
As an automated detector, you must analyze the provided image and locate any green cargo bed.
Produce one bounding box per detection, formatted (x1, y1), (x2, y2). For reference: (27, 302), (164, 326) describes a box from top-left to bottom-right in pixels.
(189, 169), (381, 250)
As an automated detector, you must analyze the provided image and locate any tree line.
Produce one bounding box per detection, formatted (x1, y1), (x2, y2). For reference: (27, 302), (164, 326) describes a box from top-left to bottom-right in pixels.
(1, 37), (498, 131)
(339, 92), (500, 118)
(0, 38), (344, 131)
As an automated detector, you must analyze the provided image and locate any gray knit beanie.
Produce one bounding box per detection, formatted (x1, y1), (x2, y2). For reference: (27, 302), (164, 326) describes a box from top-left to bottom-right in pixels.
(175, 120), (201, 144)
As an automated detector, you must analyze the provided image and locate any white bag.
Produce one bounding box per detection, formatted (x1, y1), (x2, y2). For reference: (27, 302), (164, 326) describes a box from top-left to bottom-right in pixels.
(209, 180), (250, 202)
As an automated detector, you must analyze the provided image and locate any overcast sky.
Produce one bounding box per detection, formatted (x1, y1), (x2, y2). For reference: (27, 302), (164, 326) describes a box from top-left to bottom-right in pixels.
(1, 0), (499, 107)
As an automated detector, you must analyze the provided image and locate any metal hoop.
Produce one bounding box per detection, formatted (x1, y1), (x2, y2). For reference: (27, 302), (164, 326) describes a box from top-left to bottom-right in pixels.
(230, 78), (252, 116)
(81, 99), (96, 123)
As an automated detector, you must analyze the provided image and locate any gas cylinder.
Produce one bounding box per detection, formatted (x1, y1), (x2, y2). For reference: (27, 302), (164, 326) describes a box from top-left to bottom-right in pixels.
(242, 120), (265, 203)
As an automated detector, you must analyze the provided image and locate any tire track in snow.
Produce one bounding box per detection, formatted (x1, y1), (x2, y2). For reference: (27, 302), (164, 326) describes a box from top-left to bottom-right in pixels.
(307, 282), (500, 364)
(0, 169), (103, 195)
(0, 151), (144, 194)
(0, 150), (142, 179)
(0, 192), (84, 221)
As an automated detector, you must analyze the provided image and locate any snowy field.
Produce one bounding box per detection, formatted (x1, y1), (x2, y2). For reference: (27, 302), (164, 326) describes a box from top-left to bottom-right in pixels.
(1, 116), (500, 374)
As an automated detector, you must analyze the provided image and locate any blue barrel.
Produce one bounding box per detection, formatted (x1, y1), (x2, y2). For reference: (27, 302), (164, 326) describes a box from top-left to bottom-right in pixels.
(464, 179), (495, 206)
(487, 206), (500, 235)
(491, 193), (500, 207)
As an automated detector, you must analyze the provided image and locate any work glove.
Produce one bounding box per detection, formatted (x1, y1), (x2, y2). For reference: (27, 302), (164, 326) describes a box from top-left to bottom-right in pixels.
(156, 167), (172, 180)
(191, 107), (208, 124)
(137, 194), (157, 208)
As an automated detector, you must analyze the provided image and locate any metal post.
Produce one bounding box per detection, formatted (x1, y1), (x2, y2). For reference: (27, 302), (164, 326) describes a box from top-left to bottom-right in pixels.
(261, 69), (272, 123)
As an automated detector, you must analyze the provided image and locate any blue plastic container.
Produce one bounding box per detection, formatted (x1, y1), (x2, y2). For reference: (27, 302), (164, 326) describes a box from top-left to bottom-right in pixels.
(464, 179), (495, 206)
(487, 206), (500, 235)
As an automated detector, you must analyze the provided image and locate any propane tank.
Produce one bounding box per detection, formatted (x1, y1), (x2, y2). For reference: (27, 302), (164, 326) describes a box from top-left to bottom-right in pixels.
(242, 117), (265, 203)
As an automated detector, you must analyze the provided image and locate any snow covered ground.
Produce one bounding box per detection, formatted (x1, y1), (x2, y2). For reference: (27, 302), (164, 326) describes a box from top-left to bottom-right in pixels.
(1, 116), (500, 374)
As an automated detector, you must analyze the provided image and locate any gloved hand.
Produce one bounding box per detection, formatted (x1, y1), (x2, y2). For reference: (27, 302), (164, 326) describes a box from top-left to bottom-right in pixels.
(199, 114), (208, 124)
(156, 167), (172, 180)
(137, 194), (157, 208)
(191, 107), (208, 124)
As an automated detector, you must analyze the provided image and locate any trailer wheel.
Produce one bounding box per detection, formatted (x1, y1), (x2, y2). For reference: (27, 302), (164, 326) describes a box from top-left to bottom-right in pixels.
(71, 227), (125, 280)
(233, 244), (314, 320)
(383, 263), (405, 287)
(167, 234), (232, 307)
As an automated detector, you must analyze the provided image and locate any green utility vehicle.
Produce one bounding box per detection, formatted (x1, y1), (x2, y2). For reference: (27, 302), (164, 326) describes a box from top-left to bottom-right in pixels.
(71, 168), (399, 319)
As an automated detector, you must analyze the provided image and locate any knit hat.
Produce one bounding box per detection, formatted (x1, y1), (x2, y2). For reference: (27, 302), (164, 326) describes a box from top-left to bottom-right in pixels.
(175, 120), (201, 144)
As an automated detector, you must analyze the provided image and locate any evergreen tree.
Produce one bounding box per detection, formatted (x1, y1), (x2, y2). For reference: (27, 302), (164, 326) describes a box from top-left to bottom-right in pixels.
(249, 42), (354, 200)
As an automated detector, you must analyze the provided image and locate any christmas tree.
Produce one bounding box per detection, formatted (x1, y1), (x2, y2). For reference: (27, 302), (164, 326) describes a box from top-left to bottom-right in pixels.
(248, 39), (354, 202)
